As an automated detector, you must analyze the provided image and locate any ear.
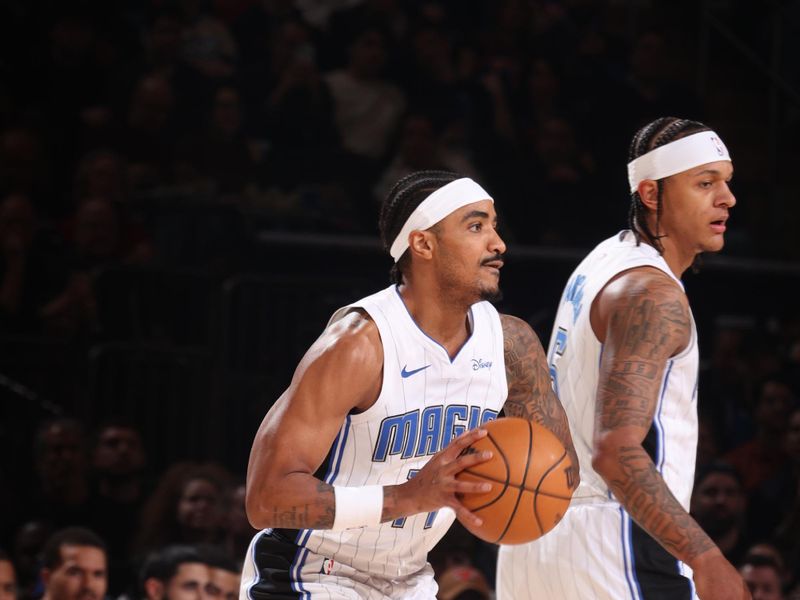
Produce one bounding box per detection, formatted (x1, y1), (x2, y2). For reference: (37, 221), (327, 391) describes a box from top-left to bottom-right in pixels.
(40, 568), (51, 588)
(407, 230), (435, 261)
(144, 578), (165, 600)
(636, 179), (659, 211)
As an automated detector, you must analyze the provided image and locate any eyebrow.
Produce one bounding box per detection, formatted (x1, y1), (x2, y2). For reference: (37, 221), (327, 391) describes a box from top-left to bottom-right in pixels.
(692, 168), (733, 177)
(460, 210), (492, 222)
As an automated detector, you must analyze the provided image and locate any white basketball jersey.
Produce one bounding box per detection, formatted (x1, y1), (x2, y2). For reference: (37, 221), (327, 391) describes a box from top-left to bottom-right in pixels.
(548, 230), (699, 509)
(246, 284), (508, 589)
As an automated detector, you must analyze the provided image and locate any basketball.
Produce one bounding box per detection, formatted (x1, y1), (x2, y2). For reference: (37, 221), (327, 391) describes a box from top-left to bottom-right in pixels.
(456, 417), (575, 545)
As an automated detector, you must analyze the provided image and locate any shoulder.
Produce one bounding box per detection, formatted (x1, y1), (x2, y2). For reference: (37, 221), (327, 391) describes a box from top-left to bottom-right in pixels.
(298, 309), (383, 380)
(594, 266), (691, 354)
(499, 313), (535, 340)
(499, 314), (544, 354)
(599, 266), (688, 312)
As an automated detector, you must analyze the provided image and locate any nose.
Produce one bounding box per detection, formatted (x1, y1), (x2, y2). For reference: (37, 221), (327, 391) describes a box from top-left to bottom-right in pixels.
(717, 182), (736, 208)
(489, 227), (506, 255)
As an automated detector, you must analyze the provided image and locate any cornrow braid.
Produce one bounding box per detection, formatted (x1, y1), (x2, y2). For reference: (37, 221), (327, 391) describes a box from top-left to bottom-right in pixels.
(627, 116), (711, 253)
(379, 170), (463, 284)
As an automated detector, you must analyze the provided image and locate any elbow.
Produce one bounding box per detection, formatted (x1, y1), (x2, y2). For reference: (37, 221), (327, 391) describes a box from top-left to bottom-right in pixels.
(591, 432), (620, 480)
(245, 487), (275, 530)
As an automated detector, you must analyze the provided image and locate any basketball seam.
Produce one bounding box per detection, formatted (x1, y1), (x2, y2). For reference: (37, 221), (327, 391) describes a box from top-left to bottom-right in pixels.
(459, 471), (573, 500)
(460, 430), (513, 512)
(532, 449), (568, 535)
(495, 420), (533, 544)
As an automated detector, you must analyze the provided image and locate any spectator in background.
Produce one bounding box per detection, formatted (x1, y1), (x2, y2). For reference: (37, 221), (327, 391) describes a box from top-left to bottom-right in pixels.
(139, 545), (210, 600)
(725, 374), (796, 492)
(0, 551), (17, 600)
(176, 85), (257, 198)
(11, 521), (51, 600)
(771, 406), (800, 596)
(41, 197), (150, 339)
(27, 419), (92, 531)
(88, 418), (150, 596)
(372, 111), (479, 203)
(749, 406), (800, 540)
(0, 194), (67, 335)
(73, 150), (128, 208)
(121, 74), (177, 192)
(501, 116), (599, 246)
(0, 128), (52, 217)
(324, 24), (405, 166)
(39, 527), (107, 600)
(427, 522), (495, 593)
(221, 483), (254, 564)
(739, 554), (785, 600)
(697, 415), (723, 468)
(241, 16), (339, 192)
(745, 543), (795, 595)
(196, 545), (239, 600)
(177, 0), (238, 81)
(134, 463), (233, 558)
(690, 462), (752, 567)
(435, 565), (491, 600)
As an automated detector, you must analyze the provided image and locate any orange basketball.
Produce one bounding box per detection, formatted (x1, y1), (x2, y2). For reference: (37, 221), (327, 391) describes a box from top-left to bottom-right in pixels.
(456, 417), (575, 545)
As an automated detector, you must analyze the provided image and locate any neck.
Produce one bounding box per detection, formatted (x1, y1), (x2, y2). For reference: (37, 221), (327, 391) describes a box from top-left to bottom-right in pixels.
(397, 283), (472, 359)
(637, 226), (693, 278)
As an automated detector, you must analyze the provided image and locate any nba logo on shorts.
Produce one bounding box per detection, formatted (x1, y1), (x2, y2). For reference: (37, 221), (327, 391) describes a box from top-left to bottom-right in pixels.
(320, 558), (335, 575)
(710, 136), (725, 156)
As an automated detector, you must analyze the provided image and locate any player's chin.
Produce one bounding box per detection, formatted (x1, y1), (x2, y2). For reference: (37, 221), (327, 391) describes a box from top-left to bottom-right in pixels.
(702, 236), (726, 253)
(478, 283), (503, 303)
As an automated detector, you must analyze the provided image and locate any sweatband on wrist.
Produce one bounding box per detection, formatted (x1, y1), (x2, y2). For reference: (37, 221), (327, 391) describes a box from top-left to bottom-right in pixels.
(389, 177), (493, 262)
(627, 130), (731, 193)
(332, 485), (384, 530)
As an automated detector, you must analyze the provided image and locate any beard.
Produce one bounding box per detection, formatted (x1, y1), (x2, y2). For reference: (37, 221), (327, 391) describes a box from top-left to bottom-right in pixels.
(479, 284), (503, 303)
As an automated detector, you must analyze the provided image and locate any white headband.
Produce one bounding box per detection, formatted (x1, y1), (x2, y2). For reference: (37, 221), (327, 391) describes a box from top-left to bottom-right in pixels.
(627, 130), (731, 193)
(389, 177), (493, 262)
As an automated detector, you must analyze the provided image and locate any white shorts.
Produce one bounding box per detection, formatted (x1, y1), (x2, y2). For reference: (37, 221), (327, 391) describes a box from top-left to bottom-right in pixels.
(240, 529), (438, 599)
(497, 503), (698, 600)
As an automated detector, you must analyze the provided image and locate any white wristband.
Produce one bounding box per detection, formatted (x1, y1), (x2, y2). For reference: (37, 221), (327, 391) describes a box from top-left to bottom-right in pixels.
(332, 485), (384, 531)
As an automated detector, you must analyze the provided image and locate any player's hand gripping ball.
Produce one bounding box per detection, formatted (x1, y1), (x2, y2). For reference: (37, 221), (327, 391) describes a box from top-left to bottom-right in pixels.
(456, 417), (575, 544)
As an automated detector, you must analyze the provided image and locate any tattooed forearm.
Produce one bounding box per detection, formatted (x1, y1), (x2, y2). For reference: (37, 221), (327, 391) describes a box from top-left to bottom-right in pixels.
(501, 315), (578, 481)
(270, 480), (335, 528)
(608, 445), (715, 562)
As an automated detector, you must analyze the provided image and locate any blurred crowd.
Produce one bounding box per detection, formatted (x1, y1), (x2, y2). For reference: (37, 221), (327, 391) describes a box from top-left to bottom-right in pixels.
(2, 0), (800, 599)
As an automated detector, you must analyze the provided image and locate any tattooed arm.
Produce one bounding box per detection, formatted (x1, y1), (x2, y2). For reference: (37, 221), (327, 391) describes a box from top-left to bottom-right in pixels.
(245, 309), (492, 531)
(500, 314), (579, 487)
(591, 267), (749, 600)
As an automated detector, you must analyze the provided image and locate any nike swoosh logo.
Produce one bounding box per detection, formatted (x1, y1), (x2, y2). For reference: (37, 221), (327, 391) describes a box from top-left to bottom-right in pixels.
(401, 364), (431, 378)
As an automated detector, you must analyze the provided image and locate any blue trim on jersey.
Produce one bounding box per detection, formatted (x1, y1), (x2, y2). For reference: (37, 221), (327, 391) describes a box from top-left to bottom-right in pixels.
(654, 360), (673, 474)
(620, 510), (643, 600)
(393, 285), (474, 363)
(324, 415), (352, 484)
(679, 561), (697, 598)
(245, 531), (262, 600)
(289, 416), (352, 596)
(290, 532), (312, 596)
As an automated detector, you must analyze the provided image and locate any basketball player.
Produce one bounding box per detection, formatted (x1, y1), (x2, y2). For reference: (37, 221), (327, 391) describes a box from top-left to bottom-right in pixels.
(240, 171), (578, 599)
(497, 117), (750, 600)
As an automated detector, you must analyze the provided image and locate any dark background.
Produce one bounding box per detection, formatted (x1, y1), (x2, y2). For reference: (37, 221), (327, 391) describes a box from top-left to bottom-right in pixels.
(2, 0), (800, 594)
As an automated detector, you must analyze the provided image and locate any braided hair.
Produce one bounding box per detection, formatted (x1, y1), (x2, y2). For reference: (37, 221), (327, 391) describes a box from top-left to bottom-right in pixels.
(627, 117), (711, 253)
(379, 170), (463, 284)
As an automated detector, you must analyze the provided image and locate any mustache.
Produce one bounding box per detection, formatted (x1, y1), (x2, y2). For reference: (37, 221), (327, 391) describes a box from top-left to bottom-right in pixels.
(481, 253), (505, 266)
